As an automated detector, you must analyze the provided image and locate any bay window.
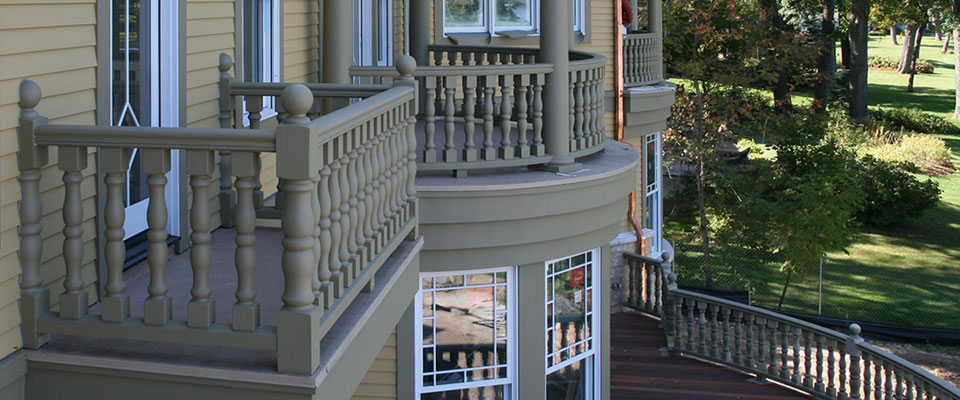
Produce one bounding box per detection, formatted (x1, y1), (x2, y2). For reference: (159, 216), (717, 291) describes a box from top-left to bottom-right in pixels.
(417, 268), (517, 399)
(442, 0), (585, 36)
(545, 249), (600, 399)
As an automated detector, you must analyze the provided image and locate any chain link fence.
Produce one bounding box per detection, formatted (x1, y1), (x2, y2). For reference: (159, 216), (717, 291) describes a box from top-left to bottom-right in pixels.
(670, 239), (960, 331)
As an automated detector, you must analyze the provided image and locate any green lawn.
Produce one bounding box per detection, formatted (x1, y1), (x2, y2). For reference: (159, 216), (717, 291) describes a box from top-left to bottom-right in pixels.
(666, 36), (960, 329)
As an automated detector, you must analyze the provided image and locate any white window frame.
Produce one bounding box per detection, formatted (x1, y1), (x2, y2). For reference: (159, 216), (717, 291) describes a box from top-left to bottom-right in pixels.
(441, 0), (584, 36)
(242, 0), (280, 125)
(354, 0), (394, 68)
(645, 133), (662, 253)
(545, 248), (601, 400)
(415, 267), (518, 399)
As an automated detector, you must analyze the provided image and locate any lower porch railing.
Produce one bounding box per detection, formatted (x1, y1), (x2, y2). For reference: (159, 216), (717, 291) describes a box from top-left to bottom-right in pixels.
(16, 65), (418, 374)
(624, 252), (960, 400)
(623, 32), (663, 87)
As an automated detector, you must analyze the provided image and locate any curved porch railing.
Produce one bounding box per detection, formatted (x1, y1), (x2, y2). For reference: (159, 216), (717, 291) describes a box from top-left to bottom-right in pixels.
(350, 46), (607, 175)
(16, 69), (418, 375)
(624, 252), (960, 400)
(623, 32), (663, 87)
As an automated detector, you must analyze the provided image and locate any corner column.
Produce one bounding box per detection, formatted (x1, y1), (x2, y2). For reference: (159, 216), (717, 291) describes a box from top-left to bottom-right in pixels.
(538, 0), (579, 172)
(649, 0), (663, 34)
(323, 0), (353, 112)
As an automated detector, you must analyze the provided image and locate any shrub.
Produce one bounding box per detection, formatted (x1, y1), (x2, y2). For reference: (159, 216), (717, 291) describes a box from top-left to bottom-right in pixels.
(870, 108), (960, 136)
(856, 157), (941, 227)
(863, 134), (954, 174)
(867, 56), (934, 73)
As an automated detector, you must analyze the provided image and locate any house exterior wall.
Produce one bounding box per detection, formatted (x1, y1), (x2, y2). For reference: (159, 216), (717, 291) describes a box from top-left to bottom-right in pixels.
(0, 1), (100, 365)
(351, 329), (398, 400)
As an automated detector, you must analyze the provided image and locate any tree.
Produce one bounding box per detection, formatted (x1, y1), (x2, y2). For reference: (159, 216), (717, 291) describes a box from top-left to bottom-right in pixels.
(713, 117), (865, 309)
(663, 0), (760, 287)
(815, 0), (838, 114)
(849, 0), (870, 119)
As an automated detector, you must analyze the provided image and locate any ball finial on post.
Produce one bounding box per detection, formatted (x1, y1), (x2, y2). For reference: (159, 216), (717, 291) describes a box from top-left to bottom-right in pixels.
(280, 84), (314, 124)
(19, 80), (42, 111)
(395, 54), (417, 78)
(218, 53), (233, 74)
(849, 323), (861, 337)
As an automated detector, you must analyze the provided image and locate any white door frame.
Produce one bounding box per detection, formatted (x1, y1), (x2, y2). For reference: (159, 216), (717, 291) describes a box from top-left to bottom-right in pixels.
(111, 0), (181, 239)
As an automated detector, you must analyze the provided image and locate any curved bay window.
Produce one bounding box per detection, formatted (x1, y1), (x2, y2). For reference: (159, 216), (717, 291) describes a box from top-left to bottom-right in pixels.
(441, 0), (585, 36)
(417, 268), (517, 399)
(545, 249), (600, 399)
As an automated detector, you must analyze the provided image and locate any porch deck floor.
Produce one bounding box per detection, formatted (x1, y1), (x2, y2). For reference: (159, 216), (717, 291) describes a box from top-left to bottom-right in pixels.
(611, 313), (810, 400)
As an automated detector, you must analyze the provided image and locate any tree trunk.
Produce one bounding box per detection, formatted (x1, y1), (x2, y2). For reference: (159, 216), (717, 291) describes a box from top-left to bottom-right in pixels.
(898, 25), (918, 73)
(891, 26), (899, 45)
(953, 28), (960, 119)
(777, 270), (794, 311)
(908, 23), (926, 92)
(841, 37), (852, 69)
(760, 0), (794, 114)
(692, 78), (714, 289)
(848, 0), (869, 120)
(814, 0), (837, 114)
(943, 34), (952, 53)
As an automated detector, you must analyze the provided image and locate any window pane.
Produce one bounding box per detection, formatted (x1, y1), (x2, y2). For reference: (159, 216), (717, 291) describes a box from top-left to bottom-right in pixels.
(435, 286), (497, 370)
(547, 358), (590, 400)
(495, 0), (532, 27)
(422, 385), (506, 400)
(646, 136), (657, 187)
(467, 273), (494, 285)
(445, 0), (484, 28)
(423, 318), (434, 345)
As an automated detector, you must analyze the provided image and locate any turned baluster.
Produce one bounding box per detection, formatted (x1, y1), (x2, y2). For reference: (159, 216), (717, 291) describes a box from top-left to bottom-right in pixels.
(442, 76), (458, 162)
(722, 308), (733, 362)
(803, 331), (814, 388)
(361, 121), (377, 257)
(874, 357), (883, 400)
(905, 373), (915, 400)
(463, 76), (478, 162)
(232, 151), (260, 331)
(423, 78), (438, 163)
(101, 148), (132, 323)
(187, 150), (217, 328)
(768, 320), (779, 377)
(863, 353), (873, 399)
(826, 337), (837, 396)
(143, 149), (172, 326)
(370, 121), (387, 251)
(346, 148), (361, 279)
(646, 262), (656, 312)
(883, 361), (893, 400)
(758, 317), (768, 378)
(337, 152), (354, 286)
(481, 76), (497, 161)
(685, 299), (695, 351)
(840, 339), (849, 399)
(328, 155), (345, 298)
(745, 314), (757, 370)
(532, 74), (545, 157)
(246, 96), (265, 209)
(352, 127), (369, 268)
(733, 310), (744, 365)
(697, 302), (708, 355)
(792, 327), (801, 384)
(896, 368), (906, 400)
(583, 70), (595, 145)
(594, 69), (605, 139)
(317, 165), (333, 308)
(709, 304), (720, 358)
(515, 75), (530, 158)
(311, 168), (323, 299)
(59, 146), (88, 320)
(498, 75), (515, 160)
(780, 324), (790, 379)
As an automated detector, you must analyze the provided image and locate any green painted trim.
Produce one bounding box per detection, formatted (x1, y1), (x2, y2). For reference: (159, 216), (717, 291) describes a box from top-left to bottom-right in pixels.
(94, 0), (111, 300)
(0, 351), (25, 400)
(176, 0), (189, 253)
(517, 261), (547, 399)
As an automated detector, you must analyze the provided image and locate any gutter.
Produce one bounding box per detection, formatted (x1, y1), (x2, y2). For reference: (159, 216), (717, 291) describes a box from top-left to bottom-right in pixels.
(614, 0), (645, 255)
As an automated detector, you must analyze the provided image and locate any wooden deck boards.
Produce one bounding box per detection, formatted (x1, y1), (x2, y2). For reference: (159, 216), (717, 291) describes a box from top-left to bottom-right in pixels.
(610, 313), (810, 400)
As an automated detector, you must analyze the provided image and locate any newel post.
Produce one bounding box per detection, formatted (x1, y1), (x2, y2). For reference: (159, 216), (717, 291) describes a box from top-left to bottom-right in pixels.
(217, 53), (236, 228)
(276, 84), (323, 375)
(394, 55), (420, 236)
(847, 324), (865, 399)
(17, 80), (51, 349)
(662, 252), (679, 352)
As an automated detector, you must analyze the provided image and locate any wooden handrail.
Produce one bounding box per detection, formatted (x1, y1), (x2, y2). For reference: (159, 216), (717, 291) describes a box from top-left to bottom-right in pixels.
(34, 125), (276, 152)
(623, 250), (960, 399)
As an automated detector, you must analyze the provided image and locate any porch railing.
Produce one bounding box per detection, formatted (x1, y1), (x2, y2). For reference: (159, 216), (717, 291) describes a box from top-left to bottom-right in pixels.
(16, 62), (418, 374)
(350, 46), (607, 175)
(624, 252), (960, 400)
(623, 32), (663, 87)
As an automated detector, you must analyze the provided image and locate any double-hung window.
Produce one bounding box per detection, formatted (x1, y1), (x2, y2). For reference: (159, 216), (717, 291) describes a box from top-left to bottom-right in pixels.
(242, 0), (280, 119)
(354, 0), (394, 67)
(417, 268), (517, 399)
(546, 249), (600, 399)
(643, 133), (662, 253)
(442, 0), (584, 36)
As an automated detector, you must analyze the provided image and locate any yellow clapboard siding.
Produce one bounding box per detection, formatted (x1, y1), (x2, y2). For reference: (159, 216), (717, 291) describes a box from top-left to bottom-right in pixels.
(0, 3), (95, 30)
(0, 25), (95, 57)
(351, 329), (398, 400)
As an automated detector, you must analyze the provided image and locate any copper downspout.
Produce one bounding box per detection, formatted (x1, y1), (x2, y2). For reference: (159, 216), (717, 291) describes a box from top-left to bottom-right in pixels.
(615, 0), (646, 255)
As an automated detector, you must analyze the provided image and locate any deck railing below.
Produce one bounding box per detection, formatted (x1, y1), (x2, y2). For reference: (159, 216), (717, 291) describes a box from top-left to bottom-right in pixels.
(16, 60), (418, 375)
(623, 32), (663, 87)
(624, 251), (960, 400)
